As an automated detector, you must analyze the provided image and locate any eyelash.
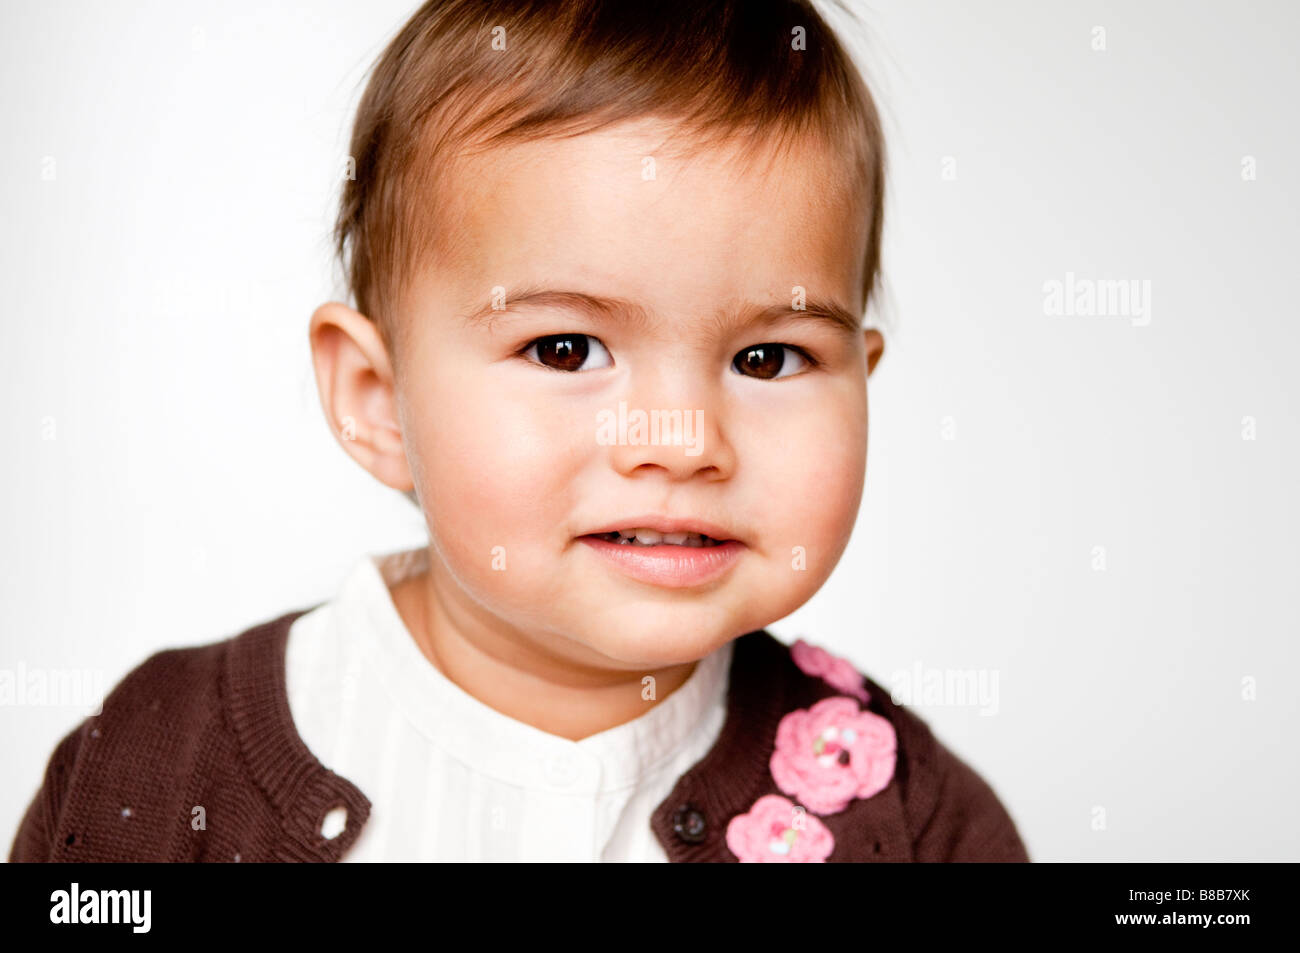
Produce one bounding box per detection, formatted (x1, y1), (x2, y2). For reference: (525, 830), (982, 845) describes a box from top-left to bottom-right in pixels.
(515, 334), (821, 378)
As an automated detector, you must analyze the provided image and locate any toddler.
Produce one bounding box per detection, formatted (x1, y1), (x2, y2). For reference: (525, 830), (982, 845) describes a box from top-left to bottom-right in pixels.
(11, 0), (1029, 863)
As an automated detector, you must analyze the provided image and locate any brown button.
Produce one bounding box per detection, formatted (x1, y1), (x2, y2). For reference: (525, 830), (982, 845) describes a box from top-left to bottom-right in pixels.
(672, 804), (707, 843)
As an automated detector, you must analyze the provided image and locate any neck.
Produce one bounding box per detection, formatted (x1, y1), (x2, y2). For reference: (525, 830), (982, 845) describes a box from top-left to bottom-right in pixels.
(387, 558), (697, 741)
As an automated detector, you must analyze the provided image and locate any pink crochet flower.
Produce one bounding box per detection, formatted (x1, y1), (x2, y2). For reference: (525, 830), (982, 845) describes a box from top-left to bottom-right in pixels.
(790, 639), (870, 704)
(725, 794), (835, 862)
(770, 696), (896, 815)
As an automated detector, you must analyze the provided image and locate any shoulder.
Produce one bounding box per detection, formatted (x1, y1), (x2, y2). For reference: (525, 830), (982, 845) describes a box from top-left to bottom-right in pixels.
(9, 608), (313, 862)
(758, 635), (1030, 862)
(90, 607), (308, 739)
(863, 671), (1030, 861)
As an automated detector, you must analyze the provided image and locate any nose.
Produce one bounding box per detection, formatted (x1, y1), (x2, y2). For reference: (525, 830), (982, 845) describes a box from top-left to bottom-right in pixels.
(600, 380), (736, 482)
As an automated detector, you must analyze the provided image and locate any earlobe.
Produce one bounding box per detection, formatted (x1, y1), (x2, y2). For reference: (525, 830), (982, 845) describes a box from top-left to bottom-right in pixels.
(308, 302), (414, 492)
(863, 328), (884, 376)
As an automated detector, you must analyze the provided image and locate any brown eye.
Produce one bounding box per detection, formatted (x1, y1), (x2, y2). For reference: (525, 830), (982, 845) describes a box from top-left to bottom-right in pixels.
(524, 334), (612, 372)
(732, 343), (810, 380)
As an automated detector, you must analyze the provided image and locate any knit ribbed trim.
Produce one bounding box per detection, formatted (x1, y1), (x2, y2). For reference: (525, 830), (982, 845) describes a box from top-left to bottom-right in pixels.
(649, 629), (915, 862)
(222, 608), (372, 862)
(649, 630), (802, 861)
(219, 609), (915, 862)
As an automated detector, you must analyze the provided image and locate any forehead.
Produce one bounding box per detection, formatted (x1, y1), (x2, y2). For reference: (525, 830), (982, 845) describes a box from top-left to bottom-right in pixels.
(415, 119), (870, 322)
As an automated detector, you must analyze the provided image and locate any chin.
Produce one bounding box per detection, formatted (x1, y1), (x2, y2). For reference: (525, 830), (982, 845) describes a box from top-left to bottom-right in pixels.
(572, 605), (747, 668)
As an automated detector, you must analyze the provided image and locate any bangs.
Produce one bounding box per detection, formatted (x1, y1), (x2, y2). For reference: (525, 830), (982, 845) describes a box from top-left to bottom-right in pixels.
(336, 0), (884, 354)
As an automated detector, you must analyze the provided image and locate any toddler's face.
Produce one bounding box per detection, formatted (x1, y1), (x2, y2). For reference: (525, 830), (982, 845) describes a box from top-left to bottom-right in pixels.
(391, 119), (881, 669)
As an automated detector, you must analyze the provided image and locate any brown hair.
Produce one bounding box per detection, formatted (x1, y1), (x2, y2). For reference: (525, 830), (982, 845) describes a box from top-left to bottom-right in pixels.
(333, 0), (886, 357)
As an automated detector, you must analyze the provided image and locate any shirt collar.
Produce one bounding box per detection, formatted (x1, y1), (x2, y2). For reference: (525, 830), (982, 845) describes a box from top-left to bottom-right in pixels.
(333, 547), (733, 796)
(223, 568), (914, 862)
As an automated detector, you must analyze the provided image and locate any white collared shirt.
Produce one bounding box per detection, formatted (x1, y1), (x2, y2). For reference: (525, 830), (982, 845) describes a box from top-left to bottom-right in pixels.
(284, 547), (732, 861)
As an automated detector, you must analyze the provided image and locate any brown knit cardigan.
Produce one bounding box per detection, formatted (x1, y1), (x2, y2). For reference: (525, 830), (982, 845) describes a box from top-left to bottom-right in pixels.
(10, 609), (1030, 862)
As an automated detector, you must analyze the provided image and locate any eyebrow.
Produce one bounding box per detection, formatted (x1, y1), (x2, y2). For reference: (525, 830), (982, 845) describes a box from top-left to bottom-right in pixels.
(459, 285), (863, 338)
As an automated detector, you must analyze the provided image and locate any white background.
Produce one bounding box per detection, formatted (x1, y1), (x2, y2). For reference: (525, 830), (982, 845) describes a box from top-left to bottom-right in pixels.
(2, 0), (1297, 861)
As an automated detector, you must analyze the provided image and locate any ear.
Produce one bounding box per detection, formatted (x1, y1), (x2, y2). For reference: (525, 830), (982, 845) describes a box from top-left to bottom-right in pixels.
(308, 302), (414, 492)
(863, 327), (884, 376)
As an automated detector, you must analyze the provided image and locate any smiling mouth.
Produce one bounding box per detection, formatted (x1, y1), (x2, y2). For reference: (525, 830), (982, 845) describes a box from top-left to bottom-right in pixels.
(577, 530), (744, 588)
(585, 529), (727, 548)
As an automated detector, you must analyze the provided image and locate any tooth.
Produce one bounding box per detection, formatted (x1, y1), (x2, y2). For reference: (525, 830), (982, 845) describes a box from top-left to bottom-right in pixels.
(601, 527), (724, 546)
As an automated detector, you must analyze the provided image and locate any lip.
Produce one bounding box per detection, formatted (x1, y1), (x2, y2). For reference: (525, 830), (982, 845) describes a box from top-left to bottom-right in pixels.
(578, 535), (745, 588)
(581, 514), (740, 543)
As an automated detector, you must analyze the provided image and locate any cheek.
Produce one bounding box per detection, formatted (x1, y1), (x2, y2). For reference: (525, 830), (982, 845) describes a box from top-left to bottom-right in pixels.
(405, 375), (579, 579)
(745, 389), (867, 557)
